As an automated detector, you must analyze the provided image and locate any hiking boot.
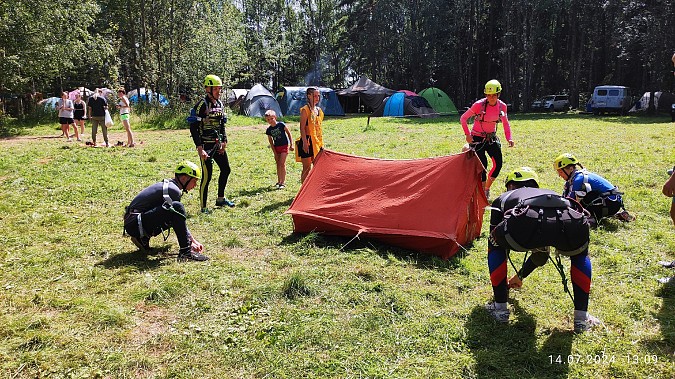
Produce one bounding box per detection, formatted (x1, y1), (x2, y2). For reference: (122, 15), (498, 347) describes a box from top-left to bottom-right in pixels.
(215, 198), (235, 207)
(485, 302), (510, 323)
(615, 210), (635, 222)
(177, 250), (209, 262)
(574, 313), (602, 333)
(130, 235), (150, 251)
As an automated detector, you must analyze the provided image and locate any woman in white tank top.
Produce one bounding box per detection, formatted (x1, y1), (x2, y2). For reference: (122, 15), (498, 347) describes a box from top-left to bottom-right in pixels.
(117, 88), (136, 147)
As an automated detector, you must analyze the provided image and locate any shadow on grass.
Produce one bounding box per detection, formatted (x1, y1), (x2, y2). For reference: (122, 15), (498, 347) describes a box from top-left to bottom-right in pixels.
(649, 276), (675, 357)
(96, 245), (174, 270)
(257, 197), (294, 214)
(279, 231), (470, 269)
(465, 300), (573, 378)
(231, 186), (277, 198)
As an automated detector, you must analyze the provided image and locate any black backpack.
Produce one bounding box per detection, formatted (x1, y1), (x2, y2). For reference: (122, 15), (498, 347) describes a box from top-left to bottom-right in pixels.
(491, 193), (591, 256)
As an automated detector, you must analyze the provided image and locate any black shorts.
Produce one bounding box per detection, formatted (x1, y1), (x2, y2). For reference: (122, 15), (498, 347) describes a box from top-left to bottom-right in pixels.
(59, 117), (74, 125)
(296, 137), (314, 159)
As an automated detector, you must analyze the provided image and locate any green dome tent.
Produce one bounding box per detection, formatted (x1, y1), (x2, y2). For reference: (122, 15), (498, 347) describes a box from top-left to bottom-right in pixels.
(419, 87), (458, 114)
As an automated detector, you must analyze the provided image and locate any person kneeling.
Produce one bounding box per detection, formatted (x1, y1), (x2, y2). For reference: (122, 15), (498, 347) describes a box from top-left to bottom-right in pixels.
(485, 167), (601, 333)
(554, 153), (634, 225)
(123, 160), (208, 262)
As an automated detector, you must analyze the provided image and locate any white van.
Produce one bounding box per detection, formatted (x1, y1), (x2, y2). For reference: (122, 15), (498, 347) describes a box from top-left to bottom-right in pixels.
(589, 85), (631, 115)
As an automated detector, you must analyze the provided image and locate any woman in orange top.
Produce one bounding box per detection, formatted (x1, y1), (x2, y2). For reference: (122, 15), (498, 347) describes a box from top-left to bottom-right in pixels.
(298, 87), (324, 182)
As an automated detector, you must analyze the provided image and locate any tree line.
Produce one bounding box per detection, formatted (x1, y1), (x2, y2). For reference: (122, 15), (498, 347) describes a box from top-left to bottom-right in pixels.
(1, 0), (674, 114)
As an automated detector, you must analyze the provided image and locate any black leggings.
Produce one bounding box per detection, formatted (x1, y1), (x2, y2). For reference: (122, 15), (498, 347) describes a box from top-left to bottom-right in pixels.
(472, 135), (503, 182)
(200, 143), (231, 208)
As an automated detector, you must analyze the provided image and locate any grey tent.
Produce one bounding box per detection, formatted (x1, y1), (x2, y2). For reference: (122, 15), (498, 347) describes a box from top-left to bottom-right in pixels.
(337, 76), (395, 111)
(241, 84), (283, 117)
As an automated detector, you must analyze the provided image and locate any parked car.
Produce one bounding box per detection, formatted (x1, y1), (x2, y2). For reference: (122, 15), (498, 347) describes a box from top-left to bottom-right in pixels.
(589, 85), (631, 115)
(531, 95), (570, 111)
(530, 97), (548, 110)
(544, 95), (570, 111)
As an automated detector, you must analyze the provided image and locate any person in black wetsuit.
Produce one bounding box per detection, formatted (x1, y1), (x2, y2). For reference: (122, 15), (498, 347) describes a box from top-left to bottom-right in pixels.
(124, 161), (208, 262)
(485, 167), (600, 333)
(189, 74), (234, 213)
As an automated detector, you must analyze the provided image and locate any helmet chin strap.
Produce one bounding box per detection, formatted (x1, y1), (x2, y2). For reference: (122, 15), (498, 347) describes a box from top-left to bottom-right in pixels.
(175, 176), (191, 193)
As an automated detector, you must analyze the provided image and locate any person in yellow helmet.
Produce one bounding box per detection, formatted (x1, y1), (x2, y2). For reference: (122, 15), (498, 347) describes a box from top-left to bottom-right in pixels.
(189, 74), (234, 213)
(485, 167), (600, 333)
(123, 161), (208, 262)
(554, 153), (634, 225)
(460, 79), (515, 199)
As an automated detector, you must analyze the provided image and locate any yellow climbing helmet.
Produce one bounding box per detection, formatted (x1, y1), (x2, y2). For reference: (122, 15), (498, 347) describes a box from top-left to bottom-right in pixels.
(553, 153), (579, 170)
(484, 79), (502, 95)
(505, 167), (539, 187)
(204, 74), (223, 87)
(175, 160), (201, 179)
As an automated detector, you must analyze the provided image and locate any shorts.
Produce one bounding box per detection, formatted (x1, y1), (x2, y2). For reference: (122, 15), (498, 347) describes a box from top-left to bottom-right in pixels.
(296, 138), (314, 159)
(59, 117), (74, 125)
(74, 115), (86, 121)
(120, 113), (130, 121)
(273, 145), (289, 154)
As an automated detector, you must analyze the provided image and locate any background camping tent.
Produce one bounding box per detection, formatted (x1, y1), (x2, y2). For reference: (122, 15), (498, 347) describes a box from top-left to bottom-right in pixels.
(241, 84), (283, 117)
(337, 76), (395, 111)
(629, 91), (675, 113)
(226, 89), (248, 105)
(277, 87), (345, 116)
(286, 149), (488, 259)
(397, 90), (418, 96)
(419, 87), (458, 114)
(370, 93), (438, 118)
(38, 97), (60, 108)
(128, 88), (169, 106)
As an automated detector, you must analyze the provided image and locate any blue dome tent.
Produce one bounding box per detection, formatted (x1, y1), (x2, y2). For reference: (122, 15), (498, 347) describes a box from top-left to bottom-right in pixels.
(277, 87), (345, 116)
(128, 88), (169, 106)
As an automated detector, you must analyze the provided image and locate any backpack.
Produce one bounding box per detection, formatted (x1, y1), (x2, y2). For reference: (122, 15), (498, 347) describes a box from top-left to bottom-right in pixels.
(491, 193), (591, 256)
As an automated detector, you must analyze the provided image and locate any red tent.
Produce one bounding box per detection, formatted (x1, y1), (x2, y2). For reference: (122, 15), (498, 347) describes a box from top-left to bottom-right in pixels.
(286, 150), (488, 259)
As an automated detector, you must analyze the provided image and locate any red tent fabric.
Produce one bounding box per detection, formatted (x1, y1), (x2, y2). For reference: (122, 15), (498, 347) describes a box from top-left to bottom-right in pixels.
(286, 149), (488, 259)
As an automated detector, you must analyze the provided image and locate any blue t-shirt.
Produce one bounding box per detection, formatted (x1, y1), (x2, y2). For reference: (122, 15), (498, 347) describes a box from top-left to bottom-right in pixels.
(563, 169), (616, 199)
(265, 122), (289, 146)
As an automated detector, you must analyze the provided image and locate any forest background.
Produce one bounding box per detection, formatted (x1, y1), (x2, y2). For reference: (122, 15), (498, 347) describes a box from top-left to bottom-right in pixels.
(1, 0), (675, 113)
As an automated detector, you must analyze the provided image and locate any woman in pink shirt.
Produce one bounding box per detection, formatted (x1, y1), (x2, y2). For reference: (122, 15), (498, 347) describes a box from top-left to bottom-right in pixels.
(460, 79), (515, 197)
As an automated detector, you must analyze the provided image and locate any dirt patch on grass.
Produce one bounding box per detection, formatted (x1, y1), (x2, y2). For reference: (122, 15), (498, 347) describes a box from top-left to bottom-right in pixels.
(130, 303), (175, 347)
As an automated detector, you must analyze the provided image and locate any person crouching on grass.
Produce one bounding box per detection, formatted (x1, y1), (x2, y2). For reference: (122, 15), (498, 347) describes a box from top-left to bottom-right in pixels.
(264, 110), (293, 189)
(123, 160), (208, 262)
(486, 167), (600, 333)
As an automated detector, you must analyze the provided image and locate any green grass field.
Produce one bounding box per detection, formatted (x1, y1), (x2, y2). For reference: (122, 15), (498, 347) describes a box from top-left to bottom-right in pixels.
(0, 111), (673, 378)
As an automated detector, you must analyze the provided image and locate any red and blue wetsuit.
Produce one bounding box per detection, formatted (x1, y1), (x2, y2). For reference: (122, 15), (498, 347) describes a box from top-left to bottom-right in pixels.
(460, 99), (512, 182)
(487, 187), (592, 312)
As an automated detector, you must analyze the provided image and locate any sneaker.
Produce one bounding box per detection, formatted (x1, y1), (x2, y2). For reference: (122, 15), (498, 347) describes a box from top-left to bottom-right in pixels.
(277, 183), (285, 189)
(658, 260), (675, 268)
(66, 138), (73, 142)
(574, 313), (602, 333)
(76, 138), (82, 142)
(130, 235), (150, 251)
(615, 210), (635, 222)
(201, 207), (211, 214)
(485, 302), (510, 323)
(177, 250), (209, 262)
(215, 198), (235, 207)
